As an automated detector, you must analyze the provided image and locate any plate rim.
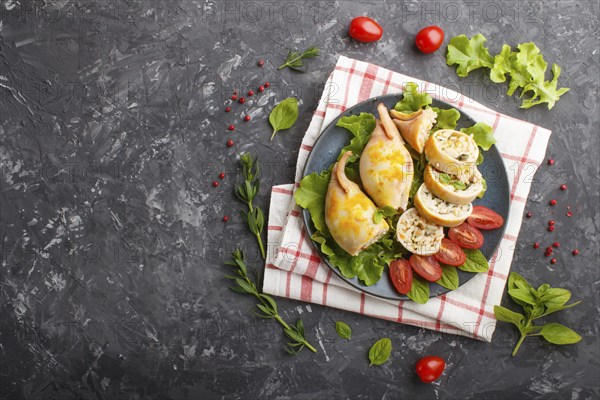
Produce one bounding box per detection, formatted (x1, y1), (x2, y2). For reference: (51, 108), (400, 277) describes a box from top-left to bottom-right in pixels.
(300, 93), (510, 301)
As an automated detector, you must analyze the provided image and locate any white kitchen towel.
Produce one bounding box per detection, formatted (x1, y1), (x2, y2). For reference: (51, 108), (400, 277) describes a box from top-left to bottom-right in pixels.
(263, 55), (551, 341)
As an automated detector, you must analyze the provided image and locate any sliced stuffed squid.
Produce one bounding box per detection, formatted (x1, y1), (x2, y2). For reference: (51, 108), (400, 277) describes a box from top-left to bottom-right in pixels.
(325, 151), (389, 256)
(395, 208), (444, 256)
(424, 164), (484, 205)
(424, 129), (479, 178)
(390, 108), (437, 153)
(414, 183), (473, 227)
(359, 104), (414, 212)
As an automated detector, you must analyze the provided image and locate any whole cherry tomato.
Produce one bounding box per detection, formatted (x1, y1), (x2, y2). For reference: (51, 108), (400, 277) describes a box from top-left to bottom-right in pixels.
(467, 206), (505, 230)
(415, 26), (445, 53)
(415, 355), (446, 383)
(349, 17), (383, 43)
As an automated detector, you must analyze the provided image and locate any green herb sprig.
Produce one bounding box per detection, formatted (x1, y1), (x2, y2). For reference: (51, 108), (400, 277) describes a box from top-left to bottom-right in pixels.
(494, 272), (582, 356)
(235, 154), (266, 259)
(225, 249), (317, 354)
(278, 46), (320, 71)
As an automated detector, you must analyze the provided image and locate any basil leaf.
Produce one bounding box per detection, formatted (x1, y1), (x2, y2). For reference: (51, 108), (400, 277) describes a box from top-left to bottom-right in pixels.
(540, 323), (582, 345)
(542, 301), (581, 317)
(406, 275), (430, 304)
(456, 249), (489, 273)
(508, 272), (533, 291)
(436, 264), (459, 290)
(368, 338), (392, 366)
(494, 305), (524, 326)
(539, 288), (571, 308)
(335, 321), (352, 340)
(269, 97), (299, 140)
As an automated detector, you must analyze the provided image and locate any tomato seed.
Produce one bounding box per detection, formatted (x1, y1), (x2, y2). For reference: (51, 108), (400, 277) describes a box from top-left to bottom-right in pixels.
(547, 159), (555, 165)
(212, 181), (219, 187)
(526, 212), (532, 218)
(552, 242), (560, 248)
(533, 242), (540, 249)
(257, 60), (264, 67)
(223, 215), (229, 222)
(264, 82), (270, 88)
(572, 249), (579, 256)
(550, 258), (557, 265)
(247, 90), (254, 97)
(244, 115), (251, 122)
(219, 172), (225, 179)
(226, 139), (234, 147)
(258, 85), (265, 92)
(238, 97), (245, 104)
(228, 124), (235, 131)
(560, 184), (567, 191)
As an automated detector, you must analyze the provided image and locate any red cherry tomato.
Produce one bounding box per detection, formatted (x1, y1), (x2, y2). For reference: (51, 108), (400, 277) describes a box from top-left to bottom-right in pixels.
(389, 259), (413, 295)
(409, 254), (442, 282)
(348, 17), (383, 43)
(434, 238), (466, 266)
(467, 206), (505, 230)
(415, 26), (444, 54)
(448, 222), (484, 249)
(416, 356), (446, 383)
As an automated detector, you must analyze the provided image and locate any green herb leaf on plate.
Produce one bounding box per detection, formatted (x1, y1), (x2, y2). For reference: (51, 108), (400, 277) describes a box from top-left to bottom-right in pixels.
(368, 338), (392, 366)
(394, 82), (433, 112)
(456, 249), (489, 273)
(406, 274), (430, 304)
(436, 264), (459, 290)
(461, 122), (496, 151)
(269, 97), (299, 140)
(335, 321), (352, 340)
(446, 34), (495, 77)
(431, 107), (461, 131)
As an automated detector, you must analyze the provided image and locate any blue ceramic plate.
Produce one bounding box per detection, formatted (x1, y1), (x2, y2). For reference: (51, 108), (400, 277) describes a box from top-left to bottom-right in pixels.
(301, 94), (510, 301)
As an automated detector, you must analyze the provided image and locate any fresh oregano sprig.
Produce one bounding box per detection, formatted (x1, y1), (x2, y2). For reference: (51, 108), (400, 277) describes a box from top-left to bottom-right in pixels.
(494, 272), (582, 356)
(225, 249), (317, 354)
(235, 153), (266, 259)
(278, 46), (320, 71)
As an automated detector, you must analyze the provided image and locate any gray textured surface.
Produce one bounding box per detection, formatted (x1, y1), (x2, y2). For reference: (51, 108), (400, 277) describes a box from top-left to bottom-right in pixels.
(1, 1), (599, 399)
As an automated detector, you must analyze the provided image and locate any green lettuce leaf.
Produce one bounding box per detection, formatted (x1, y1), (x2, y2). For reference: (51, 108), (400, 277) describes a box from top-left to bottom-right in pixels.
(336, 113), (376, 162)
(294, 168), (332, 233)
(394, 82), (433, 112)
(461, 122), (496, 151)
(431, 107), (461, 131)
(446, 34), (495, 77)
(490, 44), (514, 83)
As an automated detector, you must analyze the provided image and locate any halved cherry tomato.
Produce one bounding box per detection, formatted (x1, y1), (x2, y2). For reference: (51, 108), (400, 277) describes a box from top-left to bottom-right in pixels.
(434, 238), (466, 266)
(409, 255), (442, 282)
(348, 17), (383, 43)
(389, 259), (413, 295)
(415, 26), (444, 54)
(448, 222), (484, 249)
(416, 355), (446, 383)
(467, 206), (505, 230)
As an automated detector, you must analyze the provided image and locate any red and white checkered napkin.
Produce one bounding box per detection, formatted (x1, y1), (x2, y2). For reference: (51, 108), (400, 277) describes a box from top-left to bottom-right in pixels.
(263, 55), (551, 341)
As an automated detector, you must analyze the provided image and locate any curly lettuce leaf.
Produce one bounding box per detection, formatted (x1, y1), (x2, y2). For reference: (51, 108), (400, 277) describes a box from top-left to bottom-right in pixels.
(461, 122), (496, 151)
(490, 44), (514, 83)
(394, 82), (433, 112)
(294, 167), (331, 233)
(336, 112), (376, 162)
(446, 34), (495, 77)
(431, 107), (461, 131)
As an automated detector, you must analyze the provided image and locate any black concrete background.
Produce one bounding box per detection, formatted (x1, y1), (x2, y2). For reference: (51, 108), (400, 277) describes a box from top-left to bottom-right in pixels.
(0, 1), (598, 399)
